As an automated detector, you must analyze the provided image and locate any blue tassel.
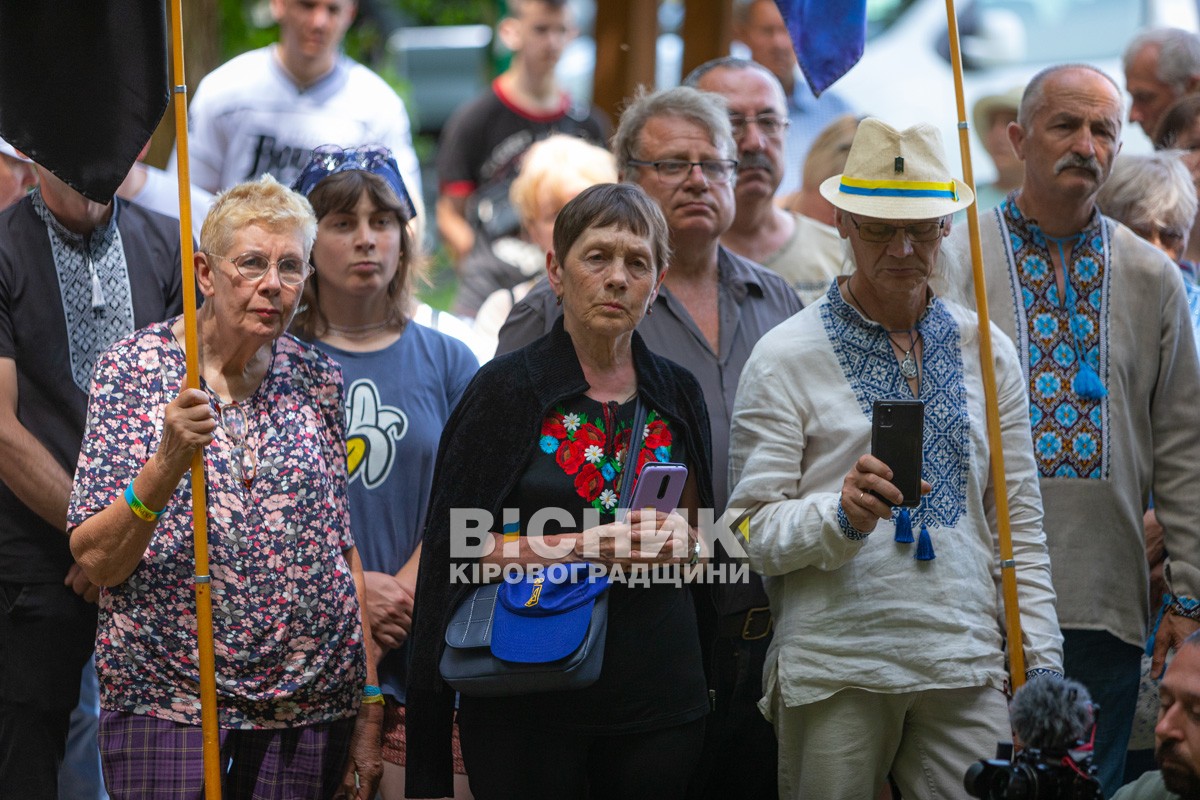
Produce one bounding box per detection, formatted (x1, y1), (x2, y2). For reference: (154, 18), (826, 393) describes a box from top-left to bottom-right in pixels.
(1073, 361), (1107, 400)
(915, 523), (935, 560)
(894, 508), (913, 543)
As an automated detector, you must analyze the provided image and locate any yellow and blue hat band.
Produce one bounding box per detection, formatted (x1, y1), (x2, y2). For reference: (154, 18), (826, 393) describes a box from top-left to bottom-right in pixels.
(839, 176), (958, 200)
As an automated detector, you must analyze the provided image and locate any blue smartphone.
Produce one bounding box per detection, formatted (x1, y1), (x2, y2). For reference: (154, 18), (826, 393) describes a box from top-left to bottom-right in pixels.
(621, 462), (688, 519)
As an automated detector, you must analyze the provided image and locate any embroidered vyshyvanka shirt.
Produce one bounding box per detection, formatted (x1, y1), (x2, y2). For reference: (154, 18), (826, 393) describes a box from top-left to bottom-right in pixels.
(728, 286), (1062, 708)
(939, 200), (1200, 649)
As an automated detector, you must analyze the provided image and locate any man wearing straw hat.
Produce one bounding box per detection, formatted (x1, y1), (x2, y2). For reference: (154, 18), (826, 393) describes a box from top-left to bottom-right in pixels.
(728, 117), (1063, 800)
(939, 63), (1200, 796)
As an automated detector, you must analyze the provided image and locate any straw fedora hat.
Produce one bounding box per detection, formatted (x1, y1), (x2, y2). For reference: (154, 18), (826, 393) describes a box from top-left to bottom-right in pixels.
(972, 85), (1024, 142)
(820, 118), (973, 219)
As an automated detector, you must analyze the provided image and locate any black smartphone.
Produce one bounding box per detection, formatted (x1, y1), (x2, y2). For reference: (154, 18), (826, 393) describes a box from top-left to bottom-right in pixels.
(870, 399), (924, 508)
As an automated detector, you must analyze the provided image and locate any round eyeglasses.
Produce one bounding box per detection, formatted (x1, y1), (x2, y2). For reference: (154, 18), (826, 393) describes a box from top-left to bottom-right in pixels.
(628, 158), (739, 185)
(207, 252), (311, 286)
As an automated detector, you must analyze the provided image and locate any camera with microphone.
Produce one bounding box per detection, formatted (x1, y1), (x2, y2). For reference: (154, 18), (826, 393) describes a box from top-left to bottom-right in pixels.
(964, 674), (1103, 800)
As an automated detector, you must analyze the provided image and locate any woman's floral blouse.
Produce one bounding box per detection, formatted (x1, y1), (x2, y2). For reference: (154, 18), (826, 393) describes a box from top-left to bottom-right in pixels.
(67, 320), (363, 729)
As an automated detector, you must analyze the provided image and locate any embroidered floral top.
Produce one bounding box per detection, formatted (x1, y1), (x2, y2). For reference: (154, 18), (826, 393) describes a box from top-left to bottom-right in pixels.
(537, 400), (674, 515)
(461, 395), (709, 734)
(67, 320), (364, 729)
(997, 198), (1108, 479)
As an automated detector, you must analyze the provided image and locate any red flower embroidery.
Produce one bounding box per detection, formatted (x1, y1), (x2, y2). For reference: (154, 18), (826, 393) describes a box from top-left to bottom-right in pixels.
(645, 419), (672, 449)
(574, 463), (604, 501)
(541, 413), (567, 439)
(576, 422), (605, 447)
(556, 440), (586, 475)
(636, 448), (655, 474)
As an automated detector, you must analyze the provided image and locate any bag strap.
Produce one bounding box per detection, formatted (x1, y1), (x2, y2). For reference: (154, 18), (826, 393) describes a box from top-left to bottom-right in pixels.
(617, 398), (648, 510)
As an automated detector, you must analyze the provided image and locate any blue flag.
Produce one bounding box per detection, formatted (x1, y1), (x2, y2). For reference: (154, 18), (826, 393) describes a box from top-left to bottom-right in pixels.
(776, 0), (867, 96)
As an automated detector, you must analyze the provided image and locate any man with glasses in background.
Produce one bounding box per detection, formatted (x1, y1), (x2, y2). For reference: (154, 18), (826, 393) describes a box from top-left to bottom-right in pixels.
(687, 58), (845, 308)
(496, 85), (800, 794)
(732, 0), (853, 194)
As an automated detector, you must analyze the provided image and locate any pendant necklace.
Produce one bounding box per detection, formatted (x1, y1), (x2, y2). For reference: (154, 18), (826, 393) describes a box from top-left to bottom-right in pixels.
(887, 330), (921, 380)
(844, 279), (922, 382)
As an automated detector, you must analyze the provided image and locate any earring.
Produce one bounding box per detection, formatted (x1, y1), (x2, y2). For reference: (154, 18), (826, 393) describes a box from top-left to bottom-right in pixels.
(555, 295), (563, 306)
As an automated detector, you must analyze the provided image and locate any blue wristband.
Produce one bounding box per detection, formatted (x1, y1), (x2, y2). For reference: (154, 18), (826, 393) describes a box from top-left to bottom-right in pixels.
(124, 480), (163, 522)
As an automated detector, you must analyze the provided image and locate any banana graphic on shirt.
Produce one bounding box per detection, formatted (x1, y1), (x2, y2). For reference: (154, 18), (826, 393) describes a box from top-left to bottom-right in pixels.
(344, 379), (408, 489)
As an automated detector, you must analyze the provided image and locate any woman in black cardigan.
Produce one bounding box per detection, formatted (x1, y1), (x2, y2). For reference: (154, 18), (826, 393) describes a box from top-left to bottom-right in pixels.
(406, 183), (715, 799)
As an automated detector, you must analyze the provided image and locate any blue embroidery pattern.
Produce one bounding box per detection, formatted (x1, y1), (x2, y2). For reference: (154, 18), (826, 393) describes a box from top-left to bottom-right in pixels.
(996, 200), (1109, 480)
(819, 287), (970, 529)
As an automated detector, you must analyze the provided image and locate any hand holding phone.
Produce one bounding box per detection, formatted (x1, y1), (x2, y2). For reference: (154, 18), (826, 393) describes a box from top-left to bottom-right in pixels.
(620, 462), (688, 520)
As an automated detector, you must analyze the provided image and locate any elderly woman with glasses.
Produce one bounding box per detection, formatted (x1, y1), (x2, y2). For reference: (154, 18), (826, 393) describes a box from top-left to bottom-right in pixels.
(727, 119), (1063, 799)
(290, 145), (479, 800)
(67, 176), (382, 799)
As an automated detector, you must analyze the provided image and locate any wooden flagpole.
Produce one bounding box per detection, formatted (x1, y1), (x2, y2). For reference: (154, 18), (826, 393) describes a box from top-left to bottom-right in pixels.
(943, 0), (1026, 687)
(167, 0), (223, 794)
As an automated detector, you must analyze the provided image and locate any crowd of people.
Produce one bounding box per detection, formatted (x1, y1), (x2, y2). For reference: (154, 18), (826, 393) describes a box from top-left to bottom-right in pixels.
(7, 0), (1200, 799)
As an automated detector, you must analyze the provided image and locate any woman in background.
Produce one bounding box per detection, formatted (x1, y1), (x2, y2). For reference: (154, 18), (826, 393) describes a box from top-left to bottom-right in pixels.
(1097, 150), (1200, 784)
(472, 134), (618, 357)
(292, 146), (478, 800)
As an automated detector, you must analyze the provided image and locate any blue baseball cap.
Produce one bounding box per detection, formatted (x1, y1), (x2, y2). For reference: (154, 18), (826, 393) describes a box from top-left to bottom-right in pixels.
(490, 562), (609, 664)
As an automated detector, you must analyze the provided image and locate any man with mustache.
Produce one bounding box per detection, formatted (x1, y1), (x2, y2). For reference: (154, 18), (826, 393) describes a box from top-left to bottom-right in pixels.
(940, 64), (1200, 797)
(1114, 632), (1200, 799)
(686, 58), (845, 307)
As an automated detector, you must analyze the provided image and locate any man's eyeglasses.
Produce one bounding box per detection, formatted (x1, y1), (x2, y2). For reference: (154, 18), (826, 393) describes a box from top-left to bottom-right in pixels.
(849, 215), (946, 244)
(207, 252), (311, 286)
(729, 113), (789, 138)
(292, 144), (417, 222)
(216, 400), (257, 490)
(628, 158), (739, 185)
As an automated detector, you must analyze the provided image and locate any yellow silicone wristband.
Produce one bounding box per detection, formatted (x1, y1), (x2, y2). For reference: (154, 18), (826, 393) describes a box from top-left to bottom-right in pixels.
(361, 694), (386, 706)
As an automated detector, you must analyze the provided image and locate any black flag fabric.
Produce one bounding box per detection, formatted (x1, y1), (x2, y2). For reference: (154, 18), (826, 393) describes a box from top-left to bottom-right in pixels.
(0, 1), (169, 203)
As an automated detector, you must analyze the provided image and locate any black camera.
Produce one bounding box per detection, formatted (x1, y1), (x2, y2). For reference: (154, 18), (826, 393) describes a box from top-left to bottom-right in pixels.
(964, 742), (1102, 800)
(964, 674), (1103, 800)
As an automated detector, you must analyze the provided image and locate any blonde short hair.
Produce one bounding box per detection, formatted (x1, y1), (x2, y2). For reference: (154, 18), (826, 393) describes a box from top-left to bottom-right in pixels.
(802, 114), (862, 190)
(200, 174), (317, 258)
(509, 135), (617, 226)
